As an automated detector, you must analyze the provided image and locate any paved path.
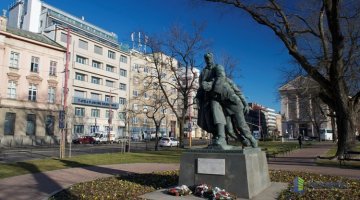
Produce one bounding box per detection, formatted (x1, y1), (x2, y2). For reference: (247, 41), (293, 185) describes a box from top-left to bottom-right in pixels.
(0, 163), (179, 200)
(267, 142), (360, 179)
(0, 142), (359, 200)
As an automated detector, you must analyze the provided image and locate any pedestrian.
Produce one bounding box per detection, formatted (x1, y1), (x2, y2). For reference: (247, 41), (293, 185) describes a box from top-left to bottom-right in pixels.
(298, 135), (303, 149)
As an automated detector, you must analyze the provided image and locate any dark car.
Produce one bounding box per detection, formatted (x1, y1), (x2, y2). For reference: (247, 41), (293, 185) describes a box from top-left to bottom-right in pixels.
(73, 136), (96, 144)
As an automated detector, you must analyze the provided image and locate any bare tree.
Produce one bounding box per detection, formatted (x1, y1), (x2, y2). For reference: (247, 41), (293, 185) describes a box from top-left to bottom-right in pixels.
(145, 24), (210, 147)
(206, 0), (360, 157)
(133, 61), (173, 150)
(217, 52), (240, 80)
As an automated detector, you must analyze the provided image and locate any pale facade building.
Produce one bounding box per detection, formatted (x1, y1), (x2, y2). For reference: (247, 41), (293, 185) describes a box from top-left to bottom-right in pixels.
(279, 76), (332, 138)
(0, 15), (66, 145)
(8, 0), (131, 140)
(128, 51), (178, 139)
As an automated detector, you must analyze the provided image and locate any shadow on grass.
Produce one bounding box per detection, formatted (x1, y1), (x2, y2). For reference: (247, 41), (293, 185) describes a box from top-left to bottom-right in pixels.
(58, 159), (130, 176)
(11, 162), (77, 199)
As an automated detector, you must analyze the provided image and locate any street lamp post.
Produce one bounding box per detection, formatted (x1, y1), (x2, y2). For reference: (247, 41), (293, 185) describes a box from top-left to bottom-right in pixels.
(44, 27), (71, 159)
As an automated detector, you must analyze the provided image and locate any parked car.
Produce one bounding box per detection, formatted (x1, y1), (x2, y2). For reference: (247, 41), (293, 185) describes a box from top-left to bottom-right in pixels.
(72, 136), (96, 144)
(159, 137), (179, 147)
(93, 131), (116, 144)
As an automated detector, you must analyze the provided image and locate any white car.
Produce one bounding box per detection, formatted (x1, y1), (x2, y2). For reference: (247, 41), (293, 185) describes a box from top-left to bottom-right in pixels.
(159, 137), (179, 147)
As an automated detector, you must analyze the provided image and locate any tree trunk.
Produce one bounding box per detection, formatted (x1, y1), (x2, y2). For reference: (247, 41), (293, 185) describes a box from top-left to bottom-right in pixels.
(178, 119), (185, 148)
(155, 126), (160, 151)
(334, 100), (356, 157)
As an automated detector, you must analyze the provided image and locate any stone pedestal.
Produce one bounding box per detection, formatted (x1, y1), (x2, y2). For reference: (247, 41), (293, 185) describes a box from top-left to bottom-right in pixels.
(178, 148), (271, 199)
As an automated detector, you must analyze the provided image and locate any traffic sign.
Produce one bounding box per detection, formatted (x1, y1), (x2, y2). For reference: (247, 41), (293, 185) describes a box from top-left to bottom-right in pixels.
(59, 111), (65, 129)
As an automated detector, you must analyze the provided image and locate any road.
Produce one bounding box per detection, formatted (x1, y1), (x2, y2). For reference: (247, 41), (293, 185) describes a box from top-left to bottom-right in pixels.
(0, 138), (209, 163)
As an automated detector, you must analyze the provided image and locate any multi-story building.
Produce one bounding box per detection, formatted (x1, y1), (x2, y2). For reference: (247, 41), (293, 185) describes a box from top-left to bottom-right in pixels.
(179, 67), (201, 138)
(8, 0), (131, 140)
(0, 14), (66, 145)
(264, 107), (281, 136)
(279, 76), (332, 138)
(246, 103), (268, 138)
(128, 51), (178, 139)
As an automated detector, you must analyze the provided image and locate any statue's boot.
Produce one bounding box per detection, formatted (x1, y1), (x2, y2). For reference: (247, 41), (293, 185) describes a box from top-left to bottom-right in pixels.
(236, 134), (250, 147)
(249, 137), (258, 148)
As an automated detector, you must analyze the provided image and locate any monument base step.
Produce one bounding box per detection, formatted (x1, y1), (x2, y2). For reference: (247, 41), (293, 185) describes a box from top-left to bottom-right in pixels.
(139, 182), (288, 200)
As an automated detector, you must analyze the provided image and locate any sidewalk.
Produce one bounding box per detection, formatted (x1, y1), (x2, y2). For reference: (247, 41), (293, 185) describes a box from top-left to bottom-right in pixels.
(0, 163), (179, 200)
(0, 142), (358, 200)
(267, 142), (360, 179)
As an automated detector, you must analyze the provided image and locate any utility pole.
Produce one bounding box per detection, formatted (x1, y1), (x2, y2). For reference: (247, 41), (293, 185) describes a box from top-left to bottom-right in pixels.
(61, 27), (70, 159)
(46, 27), (70, 159)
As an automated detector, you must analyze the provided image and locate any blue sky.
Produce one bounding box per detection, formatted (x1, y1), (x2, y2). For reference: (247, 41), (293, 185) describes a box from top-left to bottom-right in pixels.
(0, 0), (293, 112)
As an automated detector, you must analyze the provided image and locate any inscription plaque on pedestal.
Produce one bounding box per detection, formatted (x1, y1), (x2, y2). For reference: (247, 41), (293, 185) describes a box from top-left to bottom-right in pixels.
(197, 158), (225, 175)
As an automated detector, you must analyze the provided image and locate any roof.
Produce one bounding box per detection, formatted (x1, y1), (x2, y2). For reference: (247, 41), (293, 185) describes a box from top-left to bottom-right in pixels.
(5, 26), (65, 50)
(279, 76), (319, 91)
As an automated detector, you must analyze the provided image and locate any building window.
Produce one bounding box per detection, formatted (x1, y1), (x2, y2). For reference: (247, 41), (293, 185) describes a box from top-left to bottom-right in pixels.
(132, 117), (138, 124)
(92, 60), (101, 68)
(94, 45), (103, 55)
(75, 72), (85, 81)
(108, 50), (115, 59)
(133, 104), (138, 110)
(4, 112), (16, 135)
(75, 107), (85, 117)
(105, 95), (113, 102)
(105, 80), (114, 87)
(132, 64), (141, 72)
(144, 66), (149, 73)
(7, 81), (16, 99)
(74, 125), (84, 134)
(119, 97), (126, 105)
(26, 114), (36, 135)
(120, 68), (127, 77)
(143, 118), (148, 124)
(133, 77), (139, 85)
(45, 115), (55, 135)
(144, 92), (149, 99)
(119, 83), (126, 91)
(31, 56), (39, 72)
(74, 90), (85, 98)
(48, 87), (56, 103)
(49, 61), (57, 76)
(91, 93), (100, 100)
(118, 112), (125, 120)
(133, 90), (139, 97)
(78, 39), (88, 50)
(10, 51), (19, 68)
(106, 64), (115, 72)
(105, 110), (112, 118)
(60, 32), (71, 43)
(90, 125), (99, 133)
(91, 109), (100, 117)
(120, 55), (127, 63)
(76, 55), (88, 65)
(28, 84), (37, 101)
(91, 76), (101, 84)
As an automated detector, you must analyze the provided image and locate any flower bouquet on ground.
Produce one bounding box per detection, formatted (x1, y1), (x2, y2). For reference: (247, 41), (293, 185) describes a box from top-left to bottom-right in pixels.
(193, 184), (234, 200)
(167, 185), (192, 196)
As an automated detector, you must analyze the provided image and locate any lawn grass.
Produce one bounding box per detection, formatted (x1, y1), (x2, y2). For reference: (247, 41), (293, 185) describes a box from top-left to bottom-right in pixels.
(0, 141), (308, 180)
(0, 151), (181, 179)
(316, 142), (360, 168)
(50, 170), (360, 200)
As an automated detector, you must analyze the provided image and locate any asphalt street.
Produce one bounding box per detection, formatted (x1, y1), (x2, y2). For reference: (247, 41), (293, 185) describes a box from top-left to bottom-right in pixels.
(0, 139), (209, 163)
